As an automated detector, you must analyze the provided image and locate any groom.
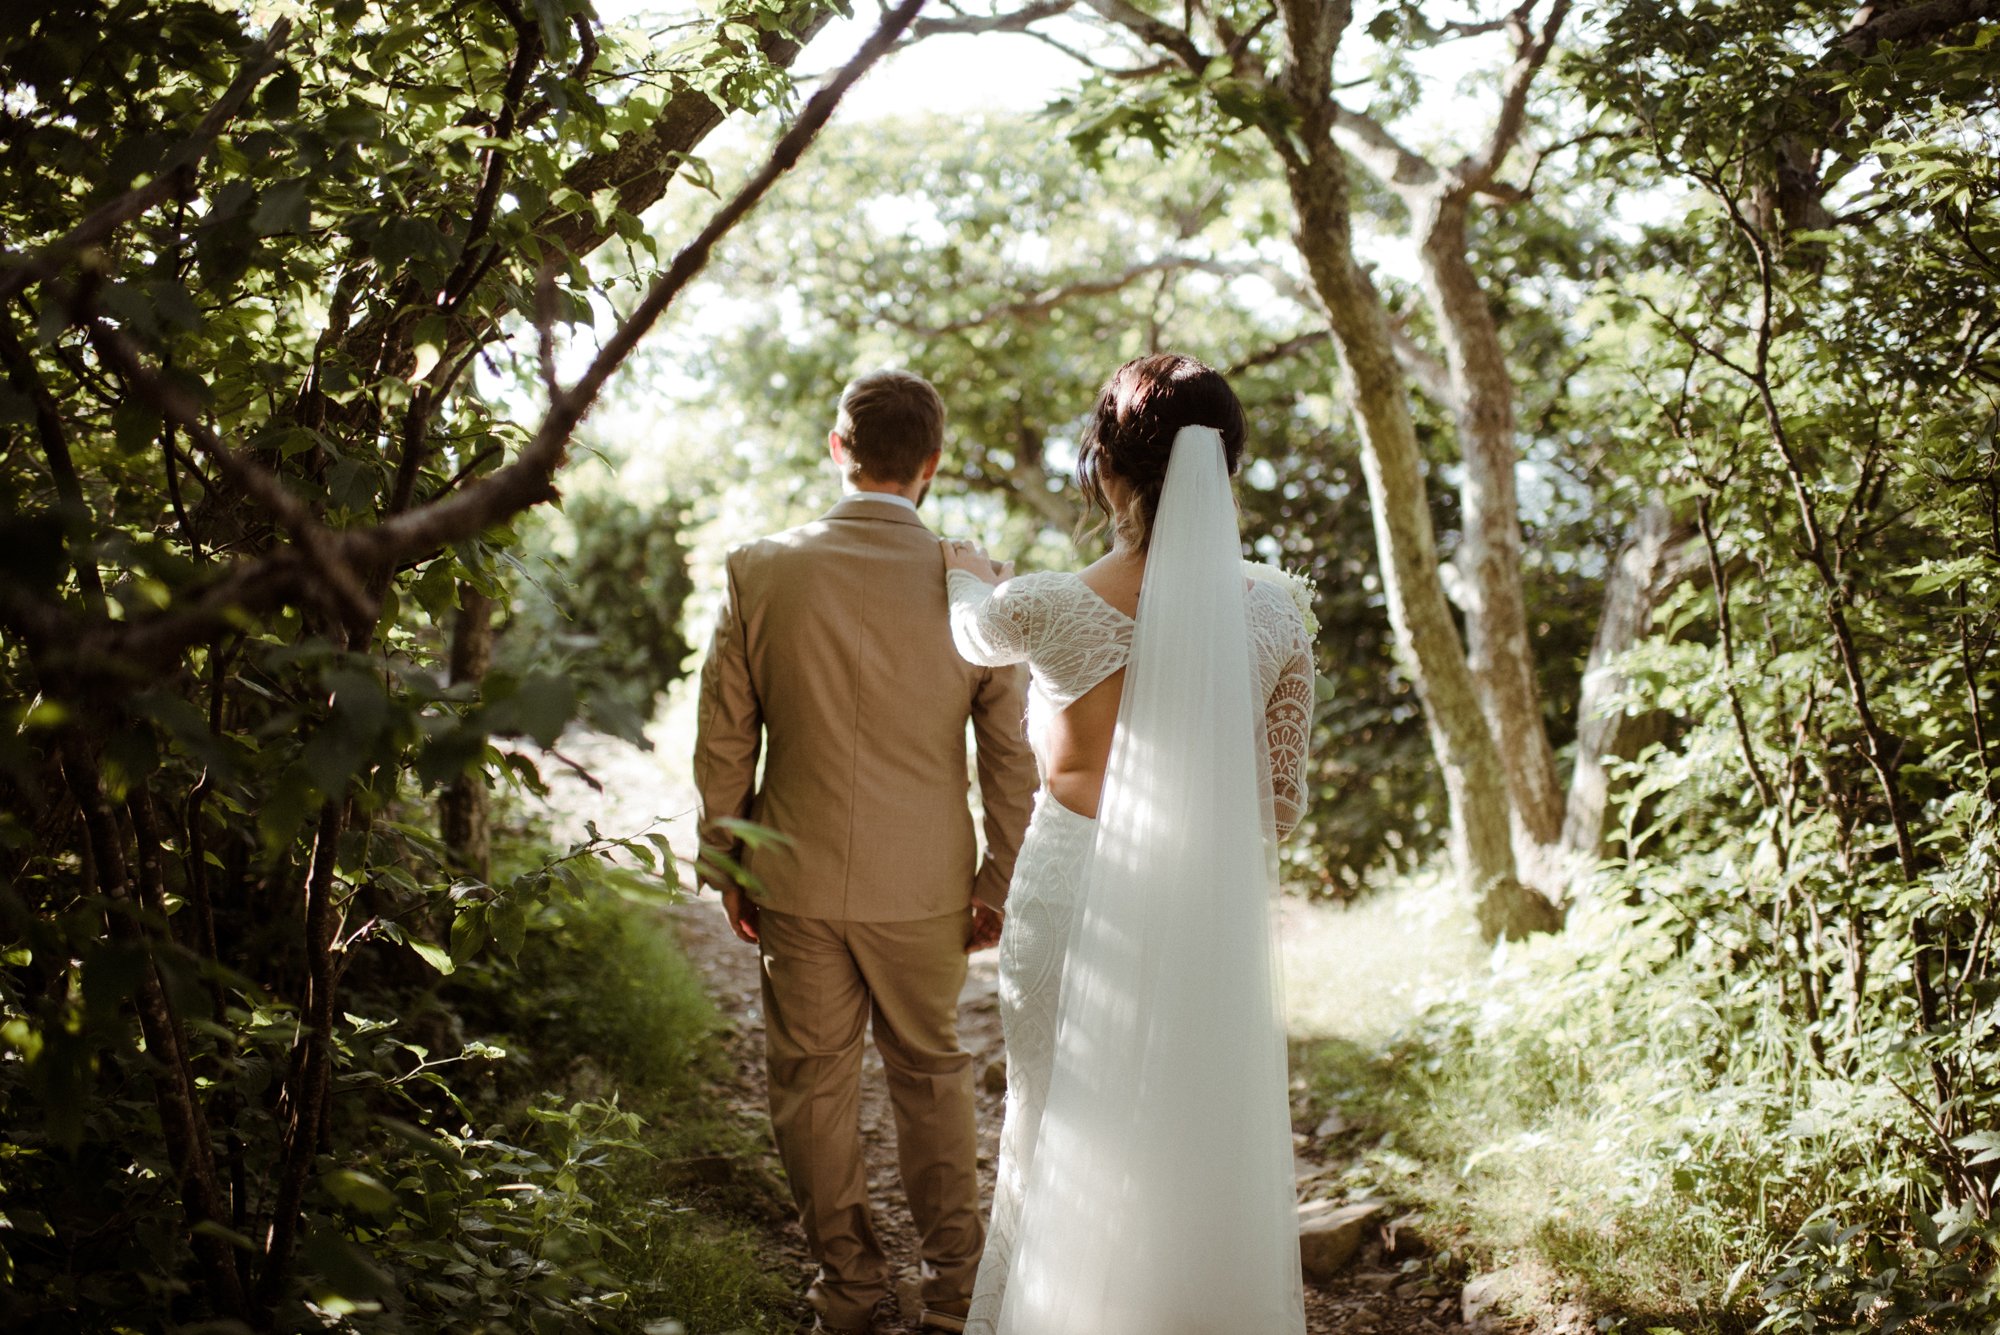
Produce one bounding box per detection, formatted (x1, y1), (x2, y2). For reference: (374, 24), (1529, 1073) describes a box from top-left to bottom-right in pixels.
(693, 369), (1037, 1333)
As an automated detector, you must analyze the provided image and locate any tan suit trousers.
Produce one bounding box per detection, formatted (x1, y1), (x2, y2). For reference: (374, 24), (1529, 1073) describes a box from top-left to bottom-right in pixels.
(758, 908), (983, 1327)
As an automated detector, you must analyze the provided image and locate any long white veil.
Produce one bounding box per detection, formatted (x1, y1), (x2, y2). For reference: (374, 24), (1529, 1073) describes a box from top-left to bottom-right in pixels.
(997, 425), (1305, 1334)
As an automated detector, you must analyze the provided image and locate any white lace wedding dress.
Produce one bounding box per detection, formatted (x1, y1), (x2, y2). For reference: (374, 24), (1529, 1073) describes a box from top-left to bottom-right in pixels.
(946, 557), (1313, 1335)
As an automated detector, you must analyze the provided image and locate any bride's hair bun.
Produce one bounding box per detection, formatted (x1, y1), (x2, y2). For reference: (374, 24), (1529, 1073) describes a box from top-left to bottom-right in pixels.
(1077, 353), (1246, 548)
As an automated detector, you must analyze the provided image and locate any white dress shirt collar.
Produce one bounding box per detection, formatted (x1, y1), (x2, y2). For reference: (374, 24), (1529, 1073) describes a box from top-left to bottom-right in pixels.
(842, 489), (919, 514)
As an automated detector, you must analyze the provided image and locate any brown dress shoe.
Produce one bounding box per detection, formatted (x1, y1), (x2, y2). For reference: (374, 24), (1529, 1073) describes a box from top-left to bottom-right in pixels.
(919, 1299), (970, 1332)
(811, 1317), (875, 1335)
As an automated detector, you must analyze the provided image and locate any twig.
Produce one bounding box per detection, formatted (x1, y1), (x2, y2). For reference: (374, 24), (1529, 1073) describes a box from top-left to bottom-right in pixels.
(912, 0), (1075, 37)
(1225, 328), (1330, 375)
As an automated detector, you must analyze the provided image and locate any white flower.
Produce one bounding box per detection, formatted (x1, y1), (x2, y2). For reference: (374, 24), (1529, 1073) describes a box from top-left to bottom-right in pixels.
(1241, 560), (1320, 639)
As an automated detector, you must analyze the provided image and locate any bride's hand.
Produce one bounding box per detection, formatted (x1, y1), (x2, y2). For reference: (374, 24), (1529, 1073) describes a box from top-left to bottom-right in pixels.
(941, 538), (1010, 585)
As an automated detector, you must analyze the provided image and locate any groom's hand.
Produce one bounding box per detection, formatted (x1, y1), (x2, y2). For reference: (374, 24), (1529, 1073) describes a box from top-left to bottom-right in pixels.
(721, 885), (761, 945)
(966, 902), (1003, 953)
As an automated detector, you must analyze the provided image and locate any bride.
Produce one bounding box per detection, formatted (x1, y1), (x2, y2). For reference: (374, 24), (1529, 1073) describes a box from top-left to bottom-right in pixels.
(941, 354), (1314, 1335)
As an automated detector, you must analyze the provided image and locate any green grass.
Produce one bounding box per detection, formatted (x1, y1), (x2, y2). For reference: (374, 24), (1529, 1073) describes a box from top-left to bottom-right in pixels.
(470, 888), (801, 1334)
(1283, 875), (1781, 1332)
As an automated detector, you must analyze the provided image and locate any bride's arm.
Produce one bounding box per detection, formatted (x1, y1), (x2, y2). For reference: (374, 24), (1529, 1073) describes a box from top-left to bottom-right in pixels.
(943, 543), (1034, 667)
(1266, 630), (1315, 841)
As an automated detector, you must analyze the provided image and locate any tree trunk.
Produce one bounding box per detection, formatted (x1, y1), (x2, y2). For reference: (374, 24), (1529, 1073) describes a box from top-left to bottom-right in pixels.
(1560, 502), (1698, 858)
(1269, 0), (1556, 939)
(1417, 194), (1566, 851)
(439, 584), (494, 877)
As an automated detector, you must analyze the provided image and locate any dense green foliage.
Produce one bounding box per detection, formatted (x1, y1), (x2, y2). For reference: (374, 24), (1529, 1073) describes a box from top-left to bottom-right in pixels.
(0, 0), (831, 1325)
(1284, 5), (2000, 1331)
(505, 492), (698, 728)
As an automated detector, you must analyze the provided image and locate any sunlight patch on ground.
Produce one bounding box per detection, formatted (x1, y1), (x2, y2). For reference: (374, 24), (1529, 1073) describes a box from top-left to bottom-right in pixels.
(1280, 867), (1486, 1046)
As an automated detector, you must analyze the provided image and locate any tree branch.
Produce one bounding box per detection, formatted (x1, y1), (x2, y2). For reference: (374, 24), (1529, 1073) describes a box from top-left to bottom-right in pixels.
(888, 255), (1272, 335)
(83, 319), (377, 631)
(1462, 0), (1570, 195)
(1387, 316), (1453, 404)
(341, 0), (928, 570)
(0, 314), (107, 614)
(1328, 101), (1442, 195)
(0, 20), (294, 304)
(1834, 0), (1998, 56)
(329, 4), (841, 392)
(1081, 0), (1210, 70)
(438, 16), (544, 308)
(1225, 328), (1328, 375)
(912, 0), (1076, 37)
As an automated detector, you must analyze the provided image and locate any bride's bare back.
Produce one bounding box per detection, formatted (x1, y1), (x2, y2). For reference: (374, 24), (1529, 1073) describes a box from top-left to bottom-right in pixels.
(1041, 554), (1142, 818)
(941, 541), (1316, 838)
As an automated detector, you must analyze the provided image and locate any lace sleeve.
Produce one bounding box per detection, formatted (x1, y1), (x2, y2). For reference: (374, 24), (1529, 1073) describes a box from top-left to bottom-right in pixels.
(947, 568), (1033, 667)
(1266, 616), (1314, 842)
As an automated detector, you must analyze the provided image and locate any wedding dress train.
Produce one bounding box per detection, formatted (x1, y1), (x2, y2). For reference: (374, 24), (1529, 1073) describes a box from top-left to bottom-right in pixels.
(946, 426), (1314, 1335)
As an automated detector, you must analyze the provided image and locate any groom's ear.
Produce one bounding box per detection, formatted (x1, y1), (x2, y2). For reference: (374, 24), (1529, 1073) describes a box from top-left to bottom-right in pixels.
(827, 430), (848, 470)
(918, 448), (941, 483)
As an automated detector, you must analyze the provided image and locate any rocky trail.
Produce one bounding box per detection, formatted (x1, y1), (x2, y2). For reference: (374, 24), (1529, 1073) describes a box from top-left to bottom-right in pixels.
(668, 898), (1499, 1335)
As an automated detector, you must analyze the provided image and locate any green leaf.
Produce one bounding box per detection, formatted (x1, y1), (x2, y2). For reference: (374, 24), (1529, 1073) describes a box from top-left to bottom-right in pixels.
(251, 179), (311, 235)
(449, 906), (487, 964)
(261, 66), (302, 117)
(300, 1223), (394, 1301)
(113, 400), (162, 455)
(508, 671), (577, 748)
(407, 938), (454, 975)
(489, 899), (528, 960)
(322, 1168), (398, 1216)
(533, 0), (573, 55)
(1952, 1130), (2000, 1166)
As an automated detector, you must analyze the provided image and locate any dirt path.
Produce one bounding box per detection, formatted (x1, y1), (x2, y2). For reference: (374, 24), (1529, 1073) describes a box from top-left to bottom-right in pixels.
(669, 898), (1485, 1335)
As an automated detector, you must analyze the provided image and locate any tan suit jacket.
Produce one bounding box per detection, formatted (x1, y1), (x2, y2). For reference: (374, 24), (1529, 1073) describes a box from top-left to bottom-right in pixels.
(694, 495), (1037, 920)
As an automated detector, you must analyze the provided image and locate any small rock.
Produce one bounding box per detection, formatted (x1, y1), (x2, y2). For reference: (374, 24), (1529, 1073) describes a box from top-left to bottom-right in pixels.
(895, 1275), (923, 1317)
(1354, 1269), (1399, 1293)
(1460, 1267), (1521, 1328)
(1314, 1110), (1350, 1139)
(981, 1056), (1008, 1094)
(1297, 1200), (1383, 1283)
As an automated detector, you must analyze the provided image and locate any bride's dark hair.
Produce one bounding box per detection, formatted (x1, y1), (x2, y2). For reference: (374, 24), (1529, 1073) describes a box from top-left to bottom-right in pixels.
(1076, 353), (1246, 549)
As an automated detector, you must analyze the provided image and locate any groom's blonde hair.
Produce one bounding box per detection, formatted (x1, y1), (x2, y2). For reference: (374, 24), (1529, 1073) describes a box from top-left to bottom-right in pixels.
(834, 370), (945, 484)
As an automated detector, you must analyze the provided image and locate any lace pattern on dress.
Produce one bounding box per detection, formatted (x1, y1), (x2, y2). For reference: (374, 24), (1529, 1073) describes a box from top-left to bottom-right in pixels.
(947, 569), (1133, 709)
(1245, 580), (1315, 839)
(964, 794), (1094, 1335)
(947, 568), (1314, 838)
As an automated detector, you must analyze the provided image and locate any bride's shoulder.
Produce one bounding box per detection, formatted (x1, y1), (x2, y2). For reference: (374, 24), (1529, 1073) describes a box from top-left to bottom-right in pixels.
(999, 568), (1077, 589)
(1240, 560), (1319, 640)
(990, 568), (1082, 603)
